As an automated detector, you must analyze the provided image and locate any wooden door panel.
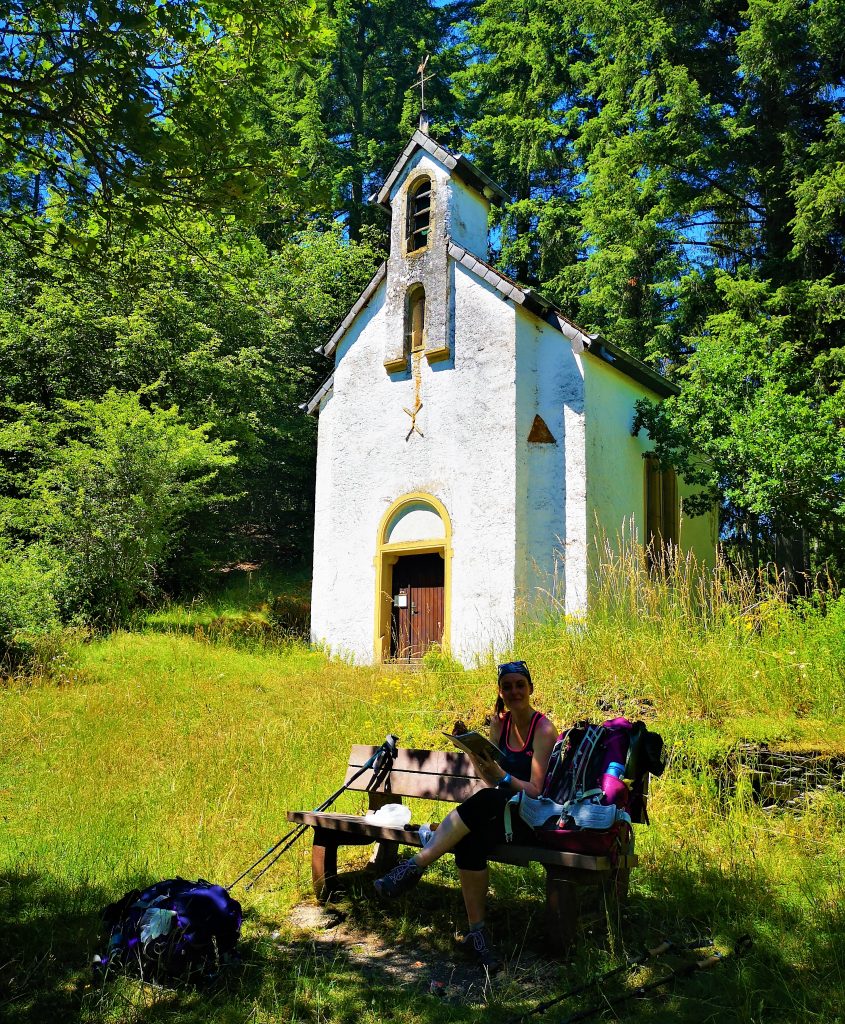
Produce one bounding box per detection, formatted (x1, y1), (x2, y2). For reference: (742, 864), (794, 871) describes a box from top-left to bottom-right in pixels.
(390, 553), (444, 660)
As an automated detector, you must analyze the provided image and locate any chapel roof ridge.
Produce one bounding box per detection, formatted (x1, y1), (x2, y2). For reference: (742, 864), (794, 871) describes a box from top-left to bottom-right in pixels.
(372, 127), (511, 209)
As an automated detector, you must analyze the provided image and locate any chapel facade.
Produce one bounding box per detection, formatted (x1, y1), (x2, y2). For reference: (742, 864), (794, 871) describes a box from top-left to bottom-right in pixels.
(305, 126), (716, 665)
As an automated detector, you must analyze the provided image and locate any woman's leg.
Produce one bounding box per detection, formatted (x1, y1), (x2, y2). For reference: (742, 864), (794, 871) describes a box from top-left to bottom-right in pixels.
(413, 808), (470, 867)
(374, 788), (507, 900)
(458, 868), (489, 927)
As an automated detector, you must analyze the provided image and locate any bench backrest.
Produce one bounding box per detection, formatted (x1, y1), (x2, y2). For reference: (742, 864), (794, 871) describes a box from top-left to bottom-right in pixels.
(345, 745), (484, 804)
(345, 744), (651, 823)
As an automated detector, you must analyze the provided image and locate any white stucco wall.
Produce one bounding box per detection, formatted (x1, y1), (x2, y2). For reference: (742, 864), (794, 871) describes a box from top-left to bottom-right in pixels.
(446, 175), (491, 255)
(311, 257), (521, 665)
(514, 314), (585, 618)
(583, 356), (717, 571)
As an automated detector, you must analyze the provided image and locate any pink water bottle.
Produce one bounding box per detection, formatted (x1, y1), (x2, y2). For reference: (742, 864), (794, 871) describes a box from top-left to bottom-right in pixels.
(601, 720), (631, 806)
(602, 761), (628, 806)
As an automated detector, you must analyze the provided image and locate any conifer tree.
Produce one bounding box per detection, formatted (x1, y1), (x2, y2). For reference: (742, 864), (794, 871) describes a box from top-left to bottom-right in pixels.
(458, 0), (845, 572)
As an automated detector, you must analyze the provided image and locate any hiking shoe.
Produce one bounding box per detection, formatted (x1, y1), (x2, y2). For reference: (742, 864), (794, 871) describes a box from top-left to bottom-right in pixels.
(457, 927), (503, 972)
(373, 858), (423, 898)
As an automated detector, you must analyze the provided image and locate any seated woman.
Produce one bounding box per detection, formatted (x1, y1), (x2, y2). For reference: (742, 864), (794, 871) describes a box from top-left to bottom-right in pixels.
(374, 660), (557, 968)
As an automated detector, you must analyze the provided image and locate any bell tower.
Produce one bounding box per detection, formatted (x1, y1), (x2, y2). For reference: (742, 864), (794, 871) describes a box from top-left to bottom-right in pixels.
(375, 119), (508, 372)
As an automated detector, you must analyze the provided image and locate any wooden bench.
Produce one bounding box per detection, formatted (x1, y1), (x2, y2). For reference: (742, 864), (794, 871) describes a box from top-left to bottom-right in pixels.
(287, 745), (642, 952)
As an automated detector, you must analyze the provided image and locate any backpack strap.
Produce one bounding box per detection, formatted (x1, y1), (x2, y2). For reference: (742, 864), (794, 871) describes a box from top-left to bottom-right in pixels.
(570, 725), (603, 800)
(504, 793), (521, 842)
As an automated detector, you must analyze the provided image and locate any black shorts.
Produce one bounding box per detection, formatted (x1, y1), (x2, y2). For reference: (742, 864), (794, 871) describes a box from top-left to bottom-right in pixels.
(453, 787), (535, 871)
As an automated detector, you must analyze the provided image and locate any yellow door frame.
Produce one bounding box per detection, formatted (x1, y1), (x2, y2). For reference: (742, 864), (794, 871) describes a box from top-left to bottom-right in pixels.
(373, 492), (453, 662)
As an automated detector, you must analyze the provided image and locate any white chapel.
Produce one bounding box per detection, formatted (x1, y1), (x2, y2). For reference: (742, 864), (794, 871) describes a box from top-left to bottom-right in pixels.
(305, 124), (716, 666)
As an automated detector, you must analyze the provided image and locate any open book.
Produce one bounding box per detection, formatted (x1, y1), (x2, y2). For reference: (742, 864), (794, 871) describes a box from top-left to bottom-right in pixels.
(443, 731), (503, 764)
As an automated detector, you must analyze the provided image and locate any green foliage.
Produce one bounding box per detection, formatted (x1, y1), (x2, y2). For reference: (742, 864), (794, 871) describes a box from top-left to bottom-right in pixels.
(0, 220), (382, 590)
(253, 0), (465, 242)
(0, 539), (62, 667)
(0, 0), (321, 236)
(456, 0), (845, 568)
(633, 272), (845, 569)
(1, 390), (236, 623)
(267, 593), (311, 637)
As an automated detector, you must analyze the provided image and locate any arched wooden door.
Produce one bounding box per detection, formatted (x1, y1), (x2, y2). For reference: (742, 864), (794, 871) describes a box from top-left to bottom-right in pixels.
(390, 552), (444, 660)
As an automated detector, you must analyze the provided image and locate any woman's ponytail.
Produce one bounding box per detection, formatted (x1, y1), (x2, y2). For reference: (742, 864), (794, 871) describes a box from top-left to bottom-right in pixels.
(494, 695), (505, 718)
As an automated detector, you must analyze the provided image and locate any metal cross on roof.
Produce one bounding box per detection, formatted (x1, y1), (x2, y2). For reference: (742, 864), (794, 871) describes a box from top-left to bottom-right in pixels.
(413, 54), (434, 119)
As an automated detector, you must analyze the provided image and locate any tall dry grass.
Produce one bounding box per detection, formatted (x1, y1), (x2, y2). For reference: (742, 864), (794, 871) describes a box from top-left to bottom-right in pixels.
(510, 539), (845, 737)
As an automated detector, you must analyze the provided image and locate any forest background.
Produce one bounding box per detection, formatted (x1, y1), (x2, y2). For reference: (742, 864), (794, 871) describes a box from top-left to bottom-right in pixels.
(1, 0), (843, 662)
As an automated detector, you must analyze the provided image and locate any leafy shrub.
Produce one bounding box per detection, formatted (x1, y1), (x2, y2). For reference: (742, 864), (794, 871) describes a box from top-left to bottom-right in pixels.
(3, 390), (237, 624)
(0, 541), (63, 669)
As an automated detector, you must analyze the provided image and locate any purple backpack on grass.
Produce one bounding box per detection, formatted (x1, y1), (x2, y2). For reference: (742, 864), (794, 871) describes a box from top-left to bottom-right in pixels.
(97, 877), (242, 982)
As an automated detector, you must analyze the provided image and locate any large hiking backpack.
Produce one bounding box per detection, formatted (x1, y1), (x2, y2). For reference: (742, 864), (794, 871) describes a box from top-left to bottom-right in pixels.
(97, 878), (242, 982)
(504, 717), (665, 857)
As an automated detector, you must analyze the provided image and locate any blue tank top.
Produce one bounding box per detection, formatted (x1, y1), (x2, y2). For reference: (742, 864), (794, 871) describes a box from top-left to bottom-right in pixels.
(497, 711), (545, 781)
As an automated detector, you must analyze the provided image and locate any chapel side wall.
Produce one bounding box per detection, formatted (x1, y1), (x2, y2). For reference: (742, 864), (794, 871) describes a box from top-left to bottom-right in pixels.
(677, 478), (719, 568)
(582, 358), (718, 578)
(310, 397), (334, 649)
(310, 263), (519, 665)
(514, 315), (578, 620)
(309, 285), (386, 659)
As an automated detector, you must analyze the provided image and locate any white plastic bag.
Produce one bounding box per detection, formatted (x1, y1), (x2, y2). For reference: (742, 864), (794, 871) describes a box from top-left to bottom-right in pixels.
(364, 803), (412, 827)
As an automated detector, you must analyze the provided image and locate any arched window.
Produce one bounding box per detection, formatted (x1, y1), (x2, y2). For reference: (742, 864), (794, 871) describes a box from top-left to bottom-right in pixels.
(404, 285), (426, 356)
(406, 176), (432, 253)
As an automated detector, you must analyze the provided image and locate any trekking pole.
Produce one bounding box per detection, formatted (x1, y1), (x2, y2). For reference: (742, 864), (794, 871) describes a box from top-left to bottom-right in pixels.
(555, 934), (753, 1024)
(505, 935), (713, 1024)
(226, 734), (399, 892)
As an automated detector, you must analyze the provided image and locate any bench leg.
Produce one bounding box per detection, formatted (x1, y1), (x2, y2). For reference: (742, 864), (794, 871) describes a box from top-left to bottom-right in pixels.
(545, 868), (579, 954)
(614, 830), (635, 906)
(312, 830), (339, 903)
(369, 839), (399, 873)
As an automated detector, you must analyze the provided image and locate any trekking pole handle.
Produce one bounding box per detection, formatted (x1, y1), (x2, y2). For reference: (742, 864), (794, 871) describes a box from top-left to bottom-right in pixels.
(646, 940), (672, 957)
(696, 953), (723, 970)
(376, 734), (399, 766)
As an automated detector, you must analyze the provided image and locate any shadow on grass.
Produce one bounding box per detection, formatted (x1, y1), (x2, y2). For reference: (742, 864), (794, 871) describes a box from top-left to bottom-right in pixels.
(0, 854), (839, 1024)
(0, 868), (112, 1023)
(0, 867), (475, 1024)
(305, 852), (836, 1024)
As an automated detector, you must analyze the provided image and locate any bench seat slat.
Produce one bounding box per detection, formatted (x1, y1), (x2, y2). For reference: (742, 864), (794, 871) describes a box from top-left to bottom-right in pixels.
(286, 811), (638, 872)
(347, 745), (481, 777)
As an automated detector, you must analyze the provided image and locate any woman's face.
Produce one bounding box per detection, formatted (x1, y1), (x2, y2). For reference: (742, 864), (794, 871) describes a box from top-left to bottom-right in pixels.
(499, 672), (532, 709)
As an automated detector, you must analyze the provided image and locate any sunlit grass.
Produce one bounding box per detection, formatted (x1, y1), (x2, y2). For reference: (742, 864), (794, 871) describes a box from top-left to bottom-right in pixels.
(2, 556), (844, 1022)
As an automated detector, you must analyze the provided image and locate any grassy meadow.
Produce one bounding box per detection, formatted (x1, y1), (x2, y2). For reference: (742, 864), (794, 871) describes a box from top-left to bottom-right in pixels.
(1, 558), (844, 1023)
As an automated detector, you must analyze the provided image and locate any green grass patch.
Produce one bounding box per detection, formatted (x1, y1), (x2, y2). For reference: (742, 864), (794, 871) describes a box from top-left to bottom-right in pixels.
(2, 562), (844, 1022)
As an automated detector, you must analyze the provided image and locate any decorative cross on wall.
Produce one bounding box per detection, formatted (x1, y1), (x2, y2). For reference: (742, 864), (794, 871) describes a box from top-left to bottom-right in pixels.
(403, 398), (424, 440)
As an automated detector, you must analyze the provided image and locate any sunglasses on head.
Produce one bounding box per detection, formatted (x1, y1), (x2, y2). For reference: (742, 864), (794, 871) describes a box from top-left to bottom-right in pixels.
(497, 660), (531, 682)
